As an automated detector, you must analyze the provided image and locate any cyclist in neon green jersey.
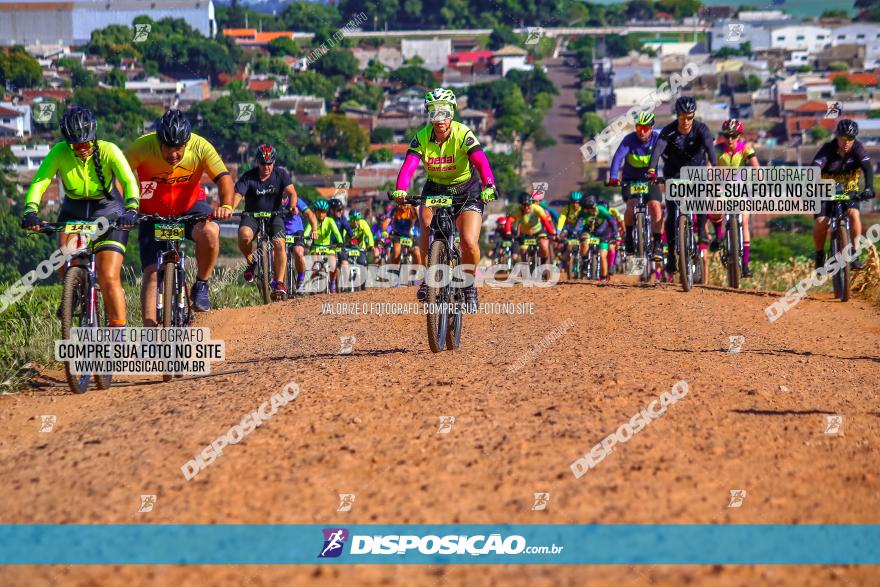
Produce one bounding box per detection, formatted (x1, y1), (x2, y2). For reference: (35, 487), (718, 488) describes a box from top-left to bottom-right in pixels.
(21, 106), (139, 326)
(391, 88), (498, 308)
(304, 198), (344, 292)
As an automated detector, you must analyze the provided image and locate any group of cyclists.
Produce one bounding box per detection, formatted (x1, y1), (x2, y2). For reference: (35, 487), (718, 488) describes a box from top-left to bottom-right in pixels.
(17, 88), (876, 328)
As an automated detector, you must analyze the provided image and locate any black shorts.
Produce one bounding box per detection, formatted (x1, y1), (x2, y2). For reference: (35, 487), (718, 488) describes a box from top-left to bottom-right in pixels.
(816, 200), (859, 219)
(422, 176), (484, 216)
(285, 230), (305, 248)
(239, 211), (286, 239)
(138, 200), (218, 270)
(57, 197), (129, 255)
(623, 182), (662, 203)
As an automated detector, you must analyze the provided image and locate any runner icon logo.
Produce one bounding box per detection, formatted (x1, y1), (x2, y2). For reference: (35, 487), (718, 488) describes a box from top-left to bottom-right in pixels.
(319, 528), (349, 558)
(531, 492), (550, 511)
(437, 416), (455, 434)
(824, 415), (843, 435)
(338, 493), (356, 512)
(727, 335), (745, 354)
(39, 415), (56, 432)
(139, 494), (157, 512)
(728, 489), (746, 508)
(339, 336), (355, 355)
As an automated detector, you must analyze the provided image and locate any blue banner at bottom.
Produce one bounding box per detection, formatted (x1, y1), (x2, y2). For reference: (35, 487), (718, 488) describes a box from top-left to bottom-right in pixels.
(0, 525), (877, 564)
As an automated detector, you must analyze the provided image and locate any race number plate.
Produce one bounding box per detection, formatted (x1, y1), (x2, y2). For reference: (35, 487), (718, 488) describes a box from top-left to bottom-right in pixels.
(63, 221), (99, 234)
(425, 196), (453, 207)
(253, 211), (272, 218)
(312, 246), (331, 255)
(501, 240), (513, 247)
(285, 235), (296, 244)
(399, 237), (413, 247)
(631, 182), (649, 195)
(347, 248), (362, 256)
(567, 238), (580, 246)
(588, 237), (600, 245)
(154, 223), (184, 241)
(522, 238), (537, 246)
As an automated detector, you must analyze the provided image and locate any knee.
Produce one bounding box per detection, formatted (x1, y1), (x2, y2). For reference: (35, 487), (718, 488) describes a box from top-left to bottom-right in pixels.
(200, 222), (220, 242)
(97, 267), (121, 289)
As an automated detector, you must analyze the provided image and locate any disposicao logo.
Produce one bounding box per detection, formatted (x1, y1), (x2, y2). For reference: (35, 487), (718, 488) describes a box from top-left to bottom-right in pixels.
(318, 528), (349, 558)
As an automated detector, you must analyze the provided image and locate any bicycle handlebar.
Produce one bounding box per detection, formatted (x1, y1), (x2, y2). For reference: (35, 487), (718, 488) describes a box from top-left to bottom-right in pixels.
(137, 212), (214, 223)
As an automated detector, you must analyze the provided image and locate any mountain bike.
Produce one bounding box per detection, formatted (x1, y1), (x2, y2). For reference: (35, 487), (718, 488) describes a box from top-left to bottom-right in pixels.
(284, 232), (304, 296)
(519, 235), (540, 276)
(396, 233), (415, 286)
(494, 236), (514, 272)
(393, 191), (464, 354)
(237, 211), (282, 304)
(582, 235), (602, 280)
(826, 186), (865, 302)
(562, 234), (582, 279)
(619, 180), (661, 283)
(38, 220), (123, 393)
(306, 243), (333, 294)
(342, 242), (366, 292)
(720, 212), (744, 289)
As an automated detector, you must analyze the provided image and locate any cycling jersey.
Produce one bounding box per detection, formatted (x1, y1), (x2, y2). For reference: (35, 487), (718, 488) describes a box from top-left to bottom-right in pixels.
(610, 131), (661, 181)
(811, 139), (873, 194)
(235, 165), (293, 213)
(25, 140), (139, 214)
(126, 132), (229, 215)
(578, 206), (618, 240)
(393, 204), (417, 222)
(542, 204), (560, 227)
(607, 206), (624, 230)
(284, 197), (310, 233)
(331, 213), (352, 246)
(648, 120), (718, 179)
(557, 204), (583, 231)
(350, 218), (375, 249)
(716, 139), (756, 168)
(406, 121), (483, 185)
(511, 204), (550, 236)
(304, 216), (343, 247)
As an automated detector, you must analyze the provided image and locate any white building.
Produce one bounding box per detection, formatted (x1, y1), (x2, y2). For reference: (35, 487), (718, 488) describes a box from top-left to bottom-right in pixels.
(0, 0), (216, 46)
(831, 24), (880, 69)
(11, 144), (50, 170)
(401, 39), (451, 72)
(0, 103), (31, 137)
(770, 25), (832, 54)
(494, 45), (532, 76)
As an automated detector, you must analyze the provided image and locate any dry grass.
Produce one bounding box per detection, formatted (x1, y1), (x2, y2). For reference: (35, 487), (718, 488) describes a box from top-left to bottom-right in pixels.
(852, 245), (880, 307)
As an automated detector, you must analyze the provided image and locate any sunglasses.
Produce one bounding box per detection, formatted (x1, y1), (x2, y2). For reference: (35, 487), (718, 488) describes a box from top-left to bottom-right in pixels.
(71, 141), (92, 150)
(635, 124), (653, 132)
(721, 132), (741, 138)
(677, 114), (695, 120)
(428, 109), (453, 122)
(259, 161), (273, 166)
(838, 134), (856, 141)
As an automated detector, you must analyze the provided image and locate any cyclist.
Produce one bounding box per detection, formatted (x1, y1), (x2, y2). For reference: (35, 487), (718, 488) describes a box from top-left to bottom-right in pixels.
(329, 198), (354, 289)
(389, 201), (421, 266)
(511, 191), (555, 265)
(598, 198), (624, 273)
(392, 87), (498, 309)
(371, 207), (392, 265)
(21, 105), (139, 326)
(303, 198), (343, 293)
(715, 118), (760, 277)
(576, 196), (619, 282)
(348, 209), (375, 266)
(812, 119), (875, 270)
(126, 109), (234, 322)
(556, 191), (584, 272)
(234, 144), (296, 299)
(488, 213), (514, 259)
(281, 190), (319, 296)
(647, 96), (718, 276)
(607, 111), (664, 261)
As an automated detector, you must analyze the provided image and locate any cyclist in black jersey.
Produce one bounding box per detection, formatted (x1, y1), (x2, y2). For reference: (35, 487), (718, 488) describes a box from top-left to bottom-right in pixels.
(647, 96), (718, 275)
(811, 119), (875, 270)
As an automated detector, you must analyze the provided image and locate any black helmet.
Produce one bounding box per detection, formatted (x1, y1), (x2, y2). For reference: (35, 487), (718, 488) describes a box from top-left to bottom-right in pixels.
(60, 106), (97, 144)
(674, 96), (697, 115)
(835, 119), (859, 138)
(518, 192), (533, 205)
(584, 195), (597, 208)
(256, 144), (276, 165)
(329, 198), (344, 212)
(157, 109), (192, 147)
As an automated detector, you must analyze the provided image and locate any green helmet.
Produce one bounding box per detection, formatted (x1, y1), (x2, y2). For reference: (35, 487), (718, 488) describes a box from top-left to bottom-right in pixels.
(569, 191), (583, 203)
(424, 88), (457, 112)
(313, 198), (329, 211)
(634, 111), (655, 126)
(349, 210), (363, 221)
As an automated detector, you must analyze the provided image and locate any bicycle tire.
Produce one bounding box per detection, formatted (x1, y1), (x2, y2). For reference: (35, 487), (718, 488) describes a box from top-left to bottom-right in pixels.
(426, 240), (448, 354)
(258, 237), (271, 304)
(834, 224), (851, 302)
(285, 244), (296, 294)
(92, 288), (112, 390)
(677, 215), (693, 292)
(590, 250), (600, 280)
(726, 215), (742, 289)
(446, 254), (462, 351)
(161, 263), (176, 382)
(61, 267), (91, 394)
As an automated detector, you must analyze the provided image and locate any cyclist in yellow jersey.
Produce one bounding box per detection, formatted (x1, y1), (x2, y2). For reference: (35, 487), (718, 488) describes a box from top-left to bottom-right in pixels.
(126, 110), (235, 321)
(391, 88), (497, 307)
(303, 198), (343, 292)
(714, 118), (759, 278)
(22, 106), (139, 326)
(511, 192), (555, 264)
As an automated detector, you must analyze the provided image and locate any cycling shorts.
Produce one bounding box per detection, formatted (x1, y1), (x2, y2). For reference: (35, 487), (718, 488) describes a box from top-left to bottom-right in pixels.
(816, 200), (859, 219)
(623, 182), (662, 203)
(239, 211), (286, 240)
(422, 175), (484, 216)
(138, 200), (217, 270)
(57, 196), (129, 255)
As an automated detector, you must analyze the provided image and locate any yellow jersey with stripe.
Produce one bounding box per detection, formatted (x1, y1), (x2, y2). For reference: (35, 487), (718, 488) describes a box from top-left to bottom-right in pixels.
(406, 121), (482, 185)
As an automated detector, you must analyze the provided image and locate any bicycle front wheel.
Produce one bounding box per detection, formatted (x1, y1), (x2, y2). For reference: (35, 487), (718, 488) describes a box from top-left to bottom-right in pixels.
(426, 240), (449, 354)
(677, 215), (693, 292)
(61, 267), (91, 394)
(93, 288), (112, 390)
(726, 215), (741, 289)
(161, 263), (176, 382)
(833, 224), (851, 302)
(258, 238), (272, 304)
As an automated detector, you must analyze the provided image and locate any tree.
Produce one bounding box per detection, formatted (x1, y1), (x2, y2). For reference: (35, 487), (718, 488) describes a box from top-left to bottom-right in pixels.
(337, 83), (385, 112)
(0, 46), (43, 89)
(828, 61), (849, 71)
(488, 25), (520, 50)
(268, 37), (300, 57)
(832, 76), (853, 92)
(389, 65), (435, 88)
(288, 71), (339, 102)
(579, 112), (605, 137)
(821, 9), (849, 19)
(292, 154), (328, 175)
(71, 87), (158, 144)
(315, 114), (369, 161)
(364, 58), (388, 81)
(106, 68), (127, 88)
(746, 74), (762, 92)
(368, 147), (393, 163)
(312, 48), (358, 81)
(577, 88), (596, 110)
(281, 1), (341, 31)
(626, 0), (655, 21)
(657, 0), (702, 20)
(370, 127), (394, 144)
(809, 125), (831, 143)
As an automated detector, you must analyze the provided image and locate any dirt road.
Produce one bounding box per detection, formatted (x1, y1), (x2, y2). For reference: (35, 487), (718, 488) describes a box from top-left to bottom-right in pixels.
(1, 277), (878, 586)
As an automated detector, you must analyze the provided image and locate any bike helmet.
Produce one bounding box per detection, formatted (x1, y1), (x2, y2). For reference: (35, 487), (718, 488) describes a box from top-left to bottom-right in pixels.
(721, 118), (744, 137)
(674, 96), (697, 115)
(256, 144), (276, 165)
(597, 199), (609, 208)
(424, 87), (457, 112)
(496, 216), (509, 225)
(634, 111), (655, 126)
(836, 119), (859, 138)
(569, 191), (583, 203)
(60, 106), (97, 144)
(518, 192), (533, 205)
(583, 195), (597, 208)
(156, 109), (192, 147)
(313, 199), (330, 212)
(329, 198), (344, 212)
(349, 210), (363, 221)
